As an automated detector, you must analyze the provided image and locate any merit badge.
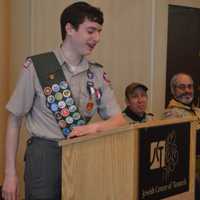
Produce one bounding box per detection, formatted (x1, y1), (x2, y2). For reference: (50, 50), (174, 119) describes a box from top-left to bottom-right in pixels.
(60, 81), (68, 90)
(69, 105), (77, 113)
(52, 84), (60, 92)
(63, 128), (71, 137)
(58, 101), (66, 109)
(70, 124), (76, 130)
(63, 89), (71, 98)
(65, 97), (74, 106)
(50, 103), (58, 112)
(44, 87), (52, 96)
(55, 111), (62, 120)
(48, 73), (55, 80)
(72, 112), (81, 120)
(61, 108), (70, 117)
(66, 116), (74, 124)
(55, 92), (63, 101)
(77, 119), (85, 126)
(47, 95), (55, 104)
(58, 120), (67, 128)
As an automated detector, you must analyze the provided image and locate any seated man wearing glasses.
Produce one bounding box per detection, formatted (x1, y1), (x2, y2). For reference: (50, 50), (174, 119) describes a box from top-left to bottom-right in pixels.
(163, 73), (200, 118)
(163, 72), (200, 199)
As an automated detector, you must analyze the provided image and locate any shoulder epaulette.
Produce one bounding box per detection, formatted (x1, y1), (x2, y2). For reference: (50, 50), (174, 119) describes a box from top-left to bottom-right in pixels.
(89, 61), (103, 68)
(147, 113), (154, 116)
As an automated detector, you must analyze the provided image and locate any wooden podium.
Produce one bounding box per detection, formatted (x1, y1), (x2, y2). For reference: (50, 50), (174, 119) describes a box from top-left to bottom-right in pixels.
(59, 117), (197, 200)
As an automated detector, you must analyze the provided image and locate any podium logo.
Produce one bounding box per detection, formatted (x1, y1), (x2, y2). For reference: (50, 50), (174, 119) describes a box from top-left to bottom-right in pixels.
(150, 141), (166, 170)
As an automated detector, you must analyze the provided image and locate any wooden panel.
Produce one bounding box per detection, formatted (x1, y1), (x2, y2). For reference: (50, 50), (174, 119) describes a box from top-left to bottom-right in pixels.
(61, 117), (196, 200)
(9, 0), (31, 197)
(163, 120), (196, 200)
(0, 0), (10, 184)
(61, 128), (138, 200)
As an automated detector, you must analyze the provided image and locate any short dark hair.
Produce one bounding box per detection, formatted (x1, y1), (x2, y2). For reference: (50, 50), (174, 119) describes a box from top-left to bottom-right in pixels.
(60, 1), (104, 41)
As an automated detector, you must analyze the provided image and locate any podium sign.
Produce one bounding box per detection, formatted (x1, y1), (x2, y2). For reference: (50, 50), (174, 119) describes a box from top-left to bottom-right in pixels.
(139, 122), (190, 200)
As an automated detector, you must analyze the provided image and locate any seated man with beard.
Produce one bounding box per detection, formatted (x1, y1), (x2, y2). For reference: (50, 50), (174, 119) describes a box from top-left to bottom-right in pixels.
(164, 73), (200, 119)
(123, 82), (154, 123)
(163, 72), (200, 199)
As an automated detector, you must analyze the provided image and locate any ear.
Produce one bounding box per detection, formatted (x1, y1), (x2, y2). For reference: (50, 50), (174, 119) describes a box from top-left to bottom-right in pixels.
(65, 23), (75, 36)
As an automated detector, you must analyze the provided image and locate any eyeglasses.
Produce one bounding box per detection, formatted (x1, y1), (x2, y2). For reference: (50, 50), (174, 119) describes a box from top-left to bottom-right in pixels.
(175, 84), (193, 90)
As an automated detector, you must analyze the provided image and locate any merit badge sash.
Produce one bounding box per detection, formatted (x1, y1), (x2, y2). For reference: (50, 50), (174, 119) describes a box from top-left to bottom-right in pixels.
(30, 52), (86, 137)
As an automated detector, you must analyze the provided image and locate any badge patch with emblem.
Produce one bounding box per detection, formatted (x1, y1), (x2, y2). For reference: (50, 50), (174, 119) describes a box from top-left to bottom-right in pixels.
(103, 72), (111, 84)
(23, 58), (32, 69)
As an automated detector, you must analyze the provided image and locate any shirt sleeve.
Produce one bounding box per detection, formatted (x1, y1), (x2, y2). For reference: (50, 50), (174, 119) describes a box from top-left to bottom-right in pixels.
(6, 59), (35, 117)
(97, 68), (121, 119)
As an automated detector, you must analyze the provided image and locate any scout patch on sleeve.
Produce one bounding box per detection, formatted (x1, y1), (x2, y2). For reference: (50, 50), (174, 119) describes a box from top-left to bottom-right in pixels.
(102, 71), (113, 89)
(103, 71), (111, 84)
(23, 58), (32, 69)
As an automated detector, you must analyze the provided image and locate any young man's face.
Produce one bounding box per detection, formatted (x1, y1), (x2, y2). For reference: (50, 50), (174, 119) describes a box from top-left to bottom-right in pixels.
(126, 87), (148, 116)
(173, 74), (194, 105)
(67, 18), (102, 56)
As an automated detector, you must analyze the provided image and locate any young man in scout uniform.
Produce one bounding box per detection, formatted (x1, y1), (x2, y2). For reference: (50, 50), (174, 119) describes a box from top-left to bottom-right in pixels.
(2, 2), (126, 200)
(123, 82), (154, 123)
(163, 72), (200, 198)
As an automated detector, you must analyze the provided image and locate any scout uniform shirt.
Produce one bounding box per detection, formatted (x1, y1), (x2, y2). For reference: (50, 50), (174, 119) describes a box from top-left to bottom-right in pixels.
(123, 106), (154, 123)
(163, 99), (200, 119)
(6, 48), (121, 140)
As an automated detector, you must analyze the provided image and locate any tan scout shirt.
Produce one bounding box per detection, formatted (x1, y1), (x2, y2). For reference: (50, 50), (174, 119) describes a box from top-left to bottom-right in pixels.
(6, 48), (121, 140)
(163, 99), (200, 119)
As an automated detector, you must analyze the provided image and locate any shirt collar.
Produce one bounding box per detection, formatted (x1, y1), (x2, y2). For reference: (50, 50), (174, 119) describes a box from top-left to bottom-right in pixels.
(168, 98), (195, 111)
(53, 47), (89, 74)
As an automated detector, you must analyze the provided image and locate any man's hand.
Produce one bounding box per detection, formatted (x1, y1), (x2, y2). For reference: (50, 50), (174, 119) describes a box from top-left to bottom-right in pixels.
(68, 123), (99, 138)
(2, 175), (19, 200)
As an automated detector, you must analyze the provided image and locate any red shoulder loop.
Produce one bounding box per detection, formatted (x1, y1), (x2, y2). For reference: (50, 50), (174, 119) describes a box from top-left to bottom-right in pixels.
(23, 58), (32, 69)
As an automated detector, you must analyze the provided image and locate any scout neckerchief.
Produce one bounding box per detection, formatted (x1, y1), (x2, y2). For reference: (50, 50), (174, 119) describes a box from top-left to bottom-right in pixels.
(30, 52), (86, 137)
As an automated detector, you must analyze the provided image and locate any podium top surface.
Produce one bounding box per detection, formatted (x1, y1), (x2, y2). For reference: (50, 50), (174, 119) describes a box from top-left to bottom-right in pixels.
(59, 116), (197, 147)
